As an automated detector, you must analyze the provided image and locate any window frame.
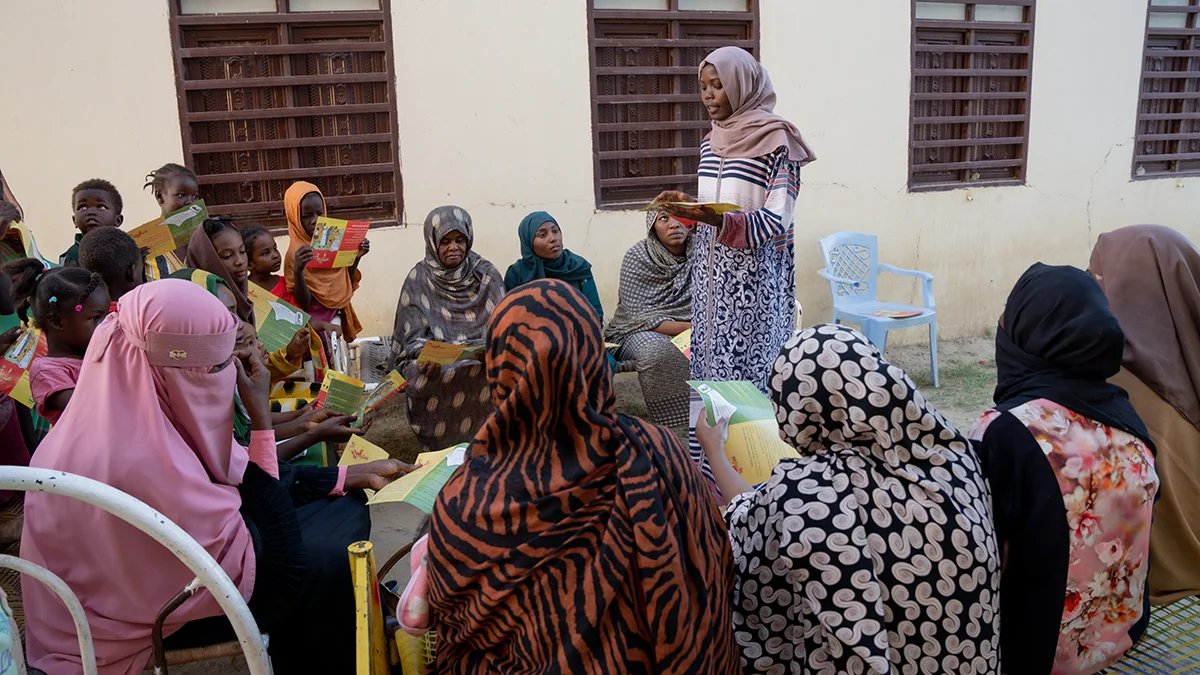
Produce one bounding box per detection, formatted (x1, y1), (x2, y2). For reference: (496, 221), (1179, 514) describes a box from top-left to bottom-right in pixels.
(166, 0), (403, 231)
(908, 0), (1037, 192)
(585, 0), (760, 210)
(1132, 0), (1200, 181)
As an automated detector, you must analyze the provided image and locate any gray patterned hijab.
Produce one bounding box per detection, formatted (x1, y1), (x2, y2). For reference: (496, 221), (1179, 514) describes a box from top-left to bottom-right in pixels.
(604, 210), (693, 344)
(391, 206), (505, 362)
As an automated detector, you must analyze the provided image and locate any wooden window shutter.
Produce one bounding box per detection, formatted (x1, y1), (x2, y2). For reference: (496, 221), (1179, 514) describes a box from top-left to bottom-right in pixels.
(587, 0), (758, 209)
(169, 0), (402, 232)
(1133, 0), (1200, 179)
(909, 0), (1035, 191)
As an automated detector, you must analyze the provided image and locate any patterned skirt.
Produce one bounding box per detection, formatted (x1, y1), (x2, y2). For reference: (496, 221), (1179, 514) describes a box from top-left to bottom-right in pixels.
(401, 360), (492, 450)
(617, 331), (691, 429)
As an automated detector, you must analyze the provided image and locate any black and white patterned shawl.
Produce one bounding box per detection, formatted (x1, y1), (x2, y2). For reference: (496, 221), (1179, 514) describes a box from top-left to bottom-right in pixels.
(604, 210), (693, 344)
(723, 324), (1001, 674)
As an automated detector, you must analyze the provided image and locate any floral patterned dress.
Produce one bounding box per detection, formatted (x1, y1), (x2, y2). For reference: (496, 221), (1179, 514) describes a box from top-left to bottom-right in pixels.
(971, 399), (1159, 674)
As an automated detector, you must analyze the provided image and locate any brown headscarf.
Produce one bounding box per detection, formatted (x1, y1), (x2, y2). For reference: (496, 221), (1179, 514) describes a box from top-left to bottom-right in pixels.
(1090, 224), (1200, 431)
(283, 181), (363, 341)
(426, 279), (738, 674)
(700, 46), (816, 164)
(185, 222), (254, 323)
(0, 167), (23, 218)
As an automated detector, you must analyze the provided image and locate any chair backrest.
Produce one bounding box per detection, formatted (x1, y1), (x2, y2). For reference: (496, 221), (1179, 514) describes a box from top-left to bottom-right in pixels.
(818, 232), (879, 301)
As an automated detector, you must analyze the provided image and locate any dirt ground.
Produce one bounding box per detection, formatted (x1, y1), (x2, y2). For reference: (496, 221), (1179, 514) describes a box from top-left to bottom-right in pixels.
(175, 336), (997, 674)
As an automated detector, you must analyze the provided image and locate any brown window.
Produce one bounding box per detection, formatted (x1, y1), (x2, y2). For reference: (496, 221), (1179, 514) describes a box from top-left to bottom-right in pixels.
(1133, 0), (1200, 179)
(168, 0), (401, 232)
(587, 0), (759, 209)
(909, 1), (1036, 191)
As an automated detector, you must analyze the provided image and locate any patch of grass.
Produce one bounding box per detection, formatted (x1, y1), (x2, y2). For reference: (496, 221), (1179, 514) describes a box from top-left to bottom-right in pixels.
(924, 359), (997, 419)
(889, 341), (997, 430)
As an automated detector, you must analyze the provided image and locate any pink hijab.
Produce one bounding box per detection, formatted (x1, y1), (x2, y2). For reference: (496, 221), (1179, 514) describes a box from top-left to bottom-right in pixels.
(701, 46), (816, 164)
(20, 280), (254, 675)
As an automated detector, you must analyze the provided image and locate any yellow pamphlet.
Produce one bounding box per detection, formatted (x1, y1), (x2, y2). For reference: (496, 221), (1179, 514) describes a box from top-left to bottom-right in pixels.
(340, 436), (390, 467)
(0, 327), (47, 408)
(671, 329), (692, 360)
(641, 201), (742, 215)
(364, 369), (406, 412)
(315, 370), (366, 415)
(246, 284), (310, 353)
(869, 309), (926, 319)
(129, 201), (208, 259)
(339, 436), (391, 499)
(416, 341), (485, 366)
(310, 216), (369, 269)
(9, 221), (53, 267)
(690, 381), (798, 485)
(368, 444), (468, 512)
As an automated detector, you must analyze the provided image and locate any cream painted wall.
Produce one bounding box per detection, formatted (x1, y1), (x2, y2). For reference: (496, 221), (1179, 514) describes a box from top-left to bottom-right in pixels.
(760, 0), (1198, 341)
(0, 1), (183, 252)
(1, 0), (1196, 343)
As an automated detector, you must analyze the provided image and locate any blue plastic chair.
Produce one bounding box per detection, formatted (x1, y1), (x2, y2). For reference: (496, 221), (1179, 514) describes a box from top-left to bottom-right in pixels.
(818, 232), (939, 387)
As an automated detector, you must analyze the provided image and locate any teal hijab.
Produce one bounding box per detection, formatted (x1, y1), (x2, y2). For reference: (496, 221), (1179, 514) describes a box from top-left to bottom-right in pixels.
(508, 212), (592, 284)
(504, 211), (604, 319)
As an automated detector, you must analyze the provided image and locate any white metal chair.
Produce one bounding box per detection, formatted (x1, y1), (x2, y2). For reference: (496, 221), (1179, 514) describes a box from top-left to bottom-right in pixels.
(0, 466), (271, 675)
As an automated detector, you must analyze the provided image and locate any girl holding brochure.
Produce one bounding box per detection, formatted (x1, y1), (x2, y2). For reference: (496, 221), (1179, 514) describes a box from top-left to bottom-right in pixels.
(391, 206), (504, 450)
(283, 181), (369, 341)
(697, 324), (1000, 674)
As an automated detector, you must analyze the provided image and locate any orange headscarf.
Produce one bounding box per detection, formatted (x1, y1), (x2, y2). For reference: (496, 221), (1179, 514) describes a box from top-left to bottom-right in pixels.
(284, 181), (363, 341)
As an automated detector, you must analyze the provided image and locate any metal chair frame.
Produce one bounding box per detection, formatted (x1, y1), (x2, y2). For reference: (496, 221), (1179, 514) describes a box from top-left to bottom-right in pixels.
(0, 466), (271, 675)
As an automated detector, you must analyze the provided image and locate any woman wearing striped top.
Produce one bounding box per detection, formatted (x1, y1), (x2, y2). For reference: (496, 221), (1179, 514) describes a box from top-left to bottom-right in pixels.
(654, 47), (815, 394)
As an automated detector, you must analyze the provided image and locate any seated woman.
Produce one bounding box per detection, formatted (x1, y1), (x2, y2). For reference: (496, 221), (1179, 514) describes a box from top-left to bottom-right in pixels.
(283, 181), (368, 342)
(418, 279), (738, 673)
(1091, 225), (1200, 605)
(969, 263), (1158, 674)
(390, 206), (503, 450)
(604, 209), (692, 428)
(503, 211), (603, 320)
(20, 280), (412, 674)
(698, 324), (1001, 674)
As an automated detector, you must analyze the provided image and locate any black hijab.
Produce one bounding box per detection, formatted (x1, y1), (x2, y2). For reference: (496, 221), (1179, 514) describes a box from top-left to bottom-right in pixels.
(994, 262), (1152, 447)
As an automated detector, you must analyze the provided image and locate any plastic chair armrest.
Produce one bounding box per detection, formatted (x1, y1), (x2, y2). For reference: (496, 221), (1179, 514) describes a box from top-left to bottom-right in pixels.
(878, 263), (933, 281)
(879, 263), (935, 308)
(818, 269), (866, 290)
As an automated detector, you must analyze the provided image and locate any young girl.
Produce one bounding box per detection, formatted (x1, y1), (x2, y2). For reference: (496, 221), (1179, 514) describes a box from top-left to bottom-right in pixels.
(242, 224), (311, 310)
(141, 163), (201, 281)
(283, 182), (369, 341)
(185, 217), (253, 323)
(1, 259), (110, 425)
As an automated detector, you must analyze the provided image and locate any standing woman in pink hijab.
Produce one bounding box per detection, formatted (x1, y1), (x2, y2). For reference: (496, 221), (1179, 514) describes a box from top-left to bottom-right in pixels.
(653, 46), (815, 486)
(19, 279), (411, 674)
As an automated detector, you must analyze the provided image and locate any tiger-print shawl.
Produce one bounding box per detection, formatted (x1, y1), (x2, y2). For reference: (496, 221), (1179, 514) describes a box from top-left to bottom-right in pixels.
(427, 279), (738, 674)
